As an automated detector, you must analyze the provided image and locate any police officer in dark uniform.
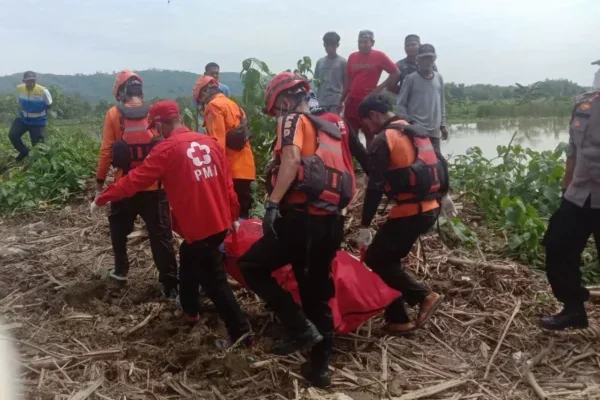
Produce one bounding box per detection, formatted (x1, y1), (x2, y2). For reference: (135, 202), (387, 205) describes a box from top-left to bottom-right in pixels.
(540, 88), (600, 330)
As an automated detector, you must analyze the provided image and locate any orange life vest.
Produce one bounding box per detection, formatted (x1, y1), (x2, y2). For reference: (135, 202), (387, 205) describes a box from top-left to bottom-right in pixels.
(383, 123), (449, 204)
(267, 113), (354, 212)
(111, 103), (160, 173)
(312, 111), (357, 199)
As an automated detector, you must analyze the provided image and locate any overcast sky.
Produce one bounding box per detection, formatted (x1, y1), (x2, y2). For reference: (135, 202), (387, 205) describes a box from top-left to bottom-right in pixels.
(1, 0), (598, 86)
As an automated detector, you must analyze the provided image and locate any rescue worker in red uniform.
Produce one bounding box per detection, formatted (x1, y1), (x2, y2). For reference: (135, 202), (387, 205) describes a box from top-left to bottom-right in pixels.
(356, 95), (444, 334)
(239, 72), (355, 388)
(93, 70), (177, 298)
(91, 101), (251, 345)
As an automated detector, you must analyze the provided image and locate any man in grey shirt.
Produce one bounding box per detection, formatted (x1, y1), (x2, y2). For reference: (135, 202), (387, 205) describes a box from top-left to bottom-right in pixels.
(396, 44), (448, 151)
(396, 44), (455, 218)
(314, 32), (347, 113)
(540, 89), (600, 331)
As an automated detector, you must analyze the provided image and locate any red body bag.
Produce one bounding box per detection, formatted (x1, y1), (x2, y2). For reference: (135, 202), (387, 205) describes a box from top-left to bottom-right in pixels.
(223, 219), (401, 335)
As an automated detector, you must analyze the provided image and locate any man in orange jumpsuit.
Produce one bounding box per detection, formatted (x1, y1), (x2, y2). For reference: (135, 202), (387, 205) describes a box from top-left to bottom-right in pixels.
(193, 75), (256, 218)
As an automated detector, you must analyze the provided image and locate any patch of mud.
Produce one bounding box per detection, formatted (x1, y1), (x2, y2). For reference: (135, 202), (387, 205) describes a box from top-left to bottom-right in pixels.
(63, 281), (107, 306)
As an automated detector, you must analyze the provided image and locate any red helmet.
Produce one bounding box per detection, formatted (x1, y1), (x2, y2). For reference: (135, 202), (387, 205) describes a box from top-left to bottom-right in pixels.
(264, 72), (310, 116)
(113, 70), (143, 100)
(193, 75), (218, 102)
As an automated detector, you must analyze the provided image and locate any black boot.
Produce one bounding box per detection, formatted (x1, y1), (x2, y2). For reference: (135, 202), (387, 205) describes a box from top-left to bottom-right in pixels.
(300, 361), (331, 388)
(270, 321), (323, 355)
(540, 305), (588, 331)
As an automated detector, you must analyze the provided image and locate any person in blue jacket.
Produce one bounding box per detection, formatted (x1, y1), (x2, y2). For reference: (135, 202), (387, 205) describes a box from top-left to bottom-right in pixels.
(194, 62), (230, 133)
(9, 71), (53, 161)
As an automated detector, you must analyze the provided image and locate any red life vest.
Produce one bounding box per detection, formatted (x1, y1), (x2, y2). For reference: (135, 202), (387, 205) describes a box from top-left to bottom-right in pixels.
(111, 103), (159, 173)
(267, 113), (354, 212)
(383, 123), (449, 204)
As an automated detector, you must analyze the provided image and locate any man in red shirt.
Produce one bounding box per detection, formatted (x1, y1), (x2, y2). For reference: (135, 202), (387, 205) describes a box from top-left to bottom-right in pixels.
(339, 30), (400, 148)
(91, 101), (250, 345)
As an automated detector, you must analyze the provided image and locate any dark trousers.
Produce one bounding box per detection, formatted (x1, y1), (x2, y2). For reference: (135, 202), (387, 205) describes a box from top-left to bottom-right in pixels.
(542, 198), (597, 306)
(430, 137), (441, 153)
(179, 230), (250, 339)
(8, 118), (45, 156)
(365, 212), (437, 324)
(239, 210), (343, 367)
(233, 179), (253, 219)
(108, 189), (178, 289)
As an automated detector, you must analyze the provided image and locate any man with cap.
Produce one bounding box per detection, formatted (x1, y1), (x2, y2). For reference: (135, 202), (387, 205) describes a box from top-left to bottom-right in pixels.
(389, 35), (438, 94)
(91, 100), (251, 346)
(396, 44), (457, 218)
(9, 71), (53, 161)
(397, 44), (447, 147)
(339, 30), (399, 148)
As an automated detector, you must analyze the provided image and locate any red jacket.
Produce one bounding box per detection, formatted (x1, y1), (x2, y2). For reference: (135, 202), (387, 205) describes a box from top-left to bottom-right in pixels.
(96, 126), (240, 243)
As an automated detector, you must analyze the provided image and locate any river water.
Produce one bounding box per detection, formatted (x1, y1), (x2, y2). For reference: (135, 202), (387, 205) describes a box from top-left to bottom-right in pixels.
(441, 118), (570, 157)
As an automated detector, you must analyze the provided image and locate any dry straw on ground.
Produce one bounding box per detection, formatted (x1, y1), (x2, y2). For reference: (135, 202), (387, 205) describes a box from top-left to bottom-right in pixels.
(1, 189), (599, 400)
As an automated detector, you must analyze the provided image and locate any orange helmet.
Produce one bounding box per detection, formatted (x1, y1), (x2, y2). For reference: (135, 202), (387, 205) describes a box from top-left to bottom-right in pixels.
(192, 75), (218, 102)
(113, 70), (143, 100)
(264, 72), (310, 116)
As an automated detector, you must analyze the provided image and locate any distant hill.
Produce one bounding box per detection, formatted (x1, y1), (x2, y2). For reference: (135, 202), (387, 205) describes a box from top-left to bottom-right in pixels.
(0, 69), (243, 104)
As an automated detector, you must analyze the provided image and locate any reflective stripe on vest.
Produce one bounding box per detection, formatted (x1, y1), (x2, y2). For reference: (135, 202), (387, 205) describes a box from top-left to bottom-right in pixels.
(123, 125), (149, 133)
(21, 110), (47, 118)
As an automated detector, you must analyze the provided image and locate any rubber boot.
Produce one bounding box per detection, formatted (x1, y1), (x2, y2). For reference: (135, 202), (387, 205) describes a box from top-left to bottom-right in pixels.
(300, 336), (332, 388)
(540, 304), (588, 331)
(270, 320), (323, 356)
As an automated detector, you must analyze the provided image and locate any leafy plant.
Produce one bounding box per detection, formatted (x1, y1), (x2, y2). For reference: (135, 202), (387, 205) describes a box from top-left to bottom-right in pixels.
(450, 141), (567, 263)
(0, 126), (98, 213)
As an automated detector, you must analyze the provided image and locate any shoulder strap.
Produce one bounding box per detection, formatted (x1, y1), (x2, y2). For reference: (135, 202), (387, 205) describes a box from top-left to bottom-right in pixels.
(303, 112), (342, 140)
(237, 105), (248, 121)
(116, 103), (149, 120)
(385, 123), (429, 138)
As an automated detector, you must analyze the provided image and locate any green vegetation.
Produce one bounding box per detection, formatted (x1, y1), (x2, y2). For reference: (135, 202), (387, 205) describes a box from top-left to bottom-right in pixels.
(445, 80), (584, 119)
(450, 142), (564, 262)
(0, 125), (99, 213)
(448, 141), (600, 283)
(0, 69), (243, 104)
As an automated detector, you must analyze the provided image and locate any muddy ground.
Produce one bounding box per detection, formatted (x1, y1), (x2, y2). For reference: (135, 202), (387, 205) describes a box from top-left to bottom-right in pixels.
(1, 199), (600, 400)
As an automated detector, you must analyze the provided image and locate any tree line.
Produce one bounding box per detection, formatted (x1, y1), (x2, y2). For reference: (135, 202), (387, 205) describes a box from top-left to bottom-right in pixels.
(0, 62), (589, 124)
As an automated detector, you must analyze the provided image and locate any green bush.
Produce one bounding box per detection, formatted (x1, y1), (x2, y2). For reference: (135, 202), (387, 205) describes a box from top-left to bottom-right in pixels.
(475, 101), (573, 118)
(0, 126), (98, 212)
(450, 142), (567, 263)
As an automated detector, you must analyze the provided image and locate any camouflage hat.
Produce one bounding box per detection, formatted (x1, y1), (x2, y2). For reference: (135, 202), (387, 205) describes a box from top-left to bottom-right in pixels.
(405, 34), (420, 44)
(418, 44), (436, 58)
(358, 30), (374, 40)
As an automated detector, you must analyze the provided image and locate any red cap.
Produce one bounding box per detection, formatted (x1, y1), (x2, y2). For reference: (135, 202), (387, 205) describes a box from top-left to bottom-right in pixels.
(148, 100), (180, 128)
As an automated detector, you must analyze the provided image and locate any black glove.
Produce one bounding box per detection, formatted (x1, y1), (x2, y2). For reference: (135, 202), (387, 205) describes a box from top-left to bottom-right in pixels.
(262, 200), (280, 239)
